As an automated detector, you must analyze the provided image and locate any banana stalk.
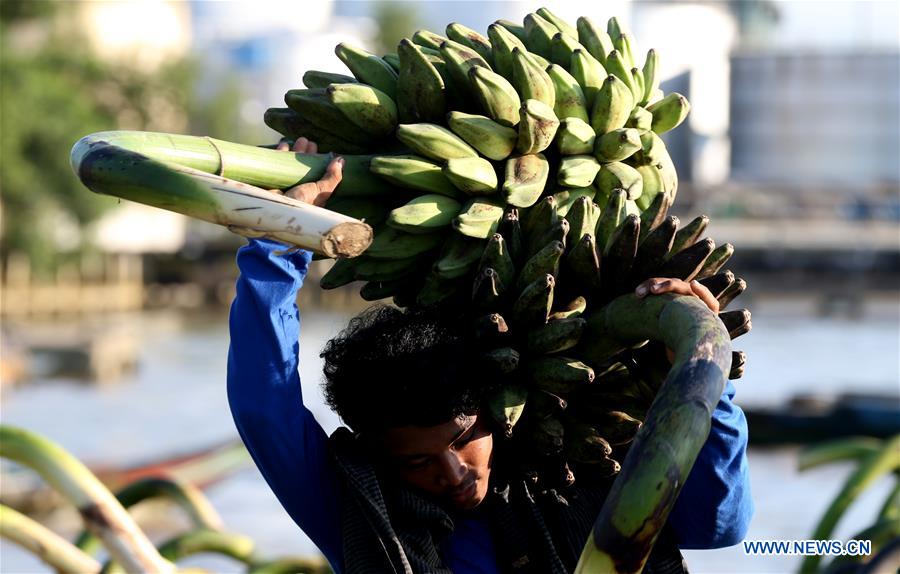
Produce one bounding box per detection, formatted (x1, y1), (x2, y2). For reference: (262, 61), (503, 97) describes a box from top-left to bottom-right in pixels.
(575, 294), (732, 574)
(0, 504), (101, 574)
(0, 426), (173, 574)
(70, 131), (376, 257)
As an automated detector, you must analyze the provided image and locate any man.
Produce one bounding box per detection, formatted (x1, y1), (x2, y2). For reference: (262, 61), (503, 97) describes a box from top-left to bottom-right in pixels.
(227, 138), (753, 573)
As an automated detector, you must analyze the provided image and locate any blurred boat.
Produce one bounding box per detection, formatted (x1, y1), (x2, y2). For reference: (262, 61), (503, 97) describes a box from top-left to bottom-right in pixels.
(746, 393), (900, 445)
(1, 439), (250, 515)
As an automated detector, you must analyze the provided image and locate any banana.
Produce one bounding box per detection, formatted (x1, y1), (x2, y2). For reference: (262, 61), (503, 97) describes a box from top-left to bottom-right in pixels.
(565, 421), (613, 464)
(648, 92), (691, 134)
(523, 12), (559, 59)
(595, 188), (627, 253)
(537, 7), (578, 39)
(527, 389), (568, 421)
(698, 270), (735, 299)
(522, 195), (559, 238)
(354, 255), (427, 282)
(532, 416), (565, 456)
(487, 385), (529, 437)
(472, 267), (506, 310)
(593, 410), (642, 446)
(627, 106), (653, 132)
(630, 67), (645, 103)
(365, 227), (445, 260)
(641, 49), (659, 106)
(326, 83), (398, 138)
(283, 89), (373, 145)
(511, 48), (556, 108)
(719, 309), (752, 340)
(697, 243), (734, 279)
(417, 269), (462, 306)
(550, 32), (584, 70)
(324, 198), (391, 226)
(473, 312), (510, 344)
(670, 215), (710, 256)
(570, 49), (607, 110)
(302, 70), (357, 89)
(335, 42), (399, 99)
(370, 155), (461, 197)
(606, 17), (624, 43)
(546, 64), (590, 123)
(516, 98), (560, 154)
(441, 38), (492, 91)
(602, 214), (639, 296)
(517, 240), (565, 291)
(487, 22), (527, 79)
(637, 191), (671, 243)
(468, 66), (521, 127)
(446, 22), (494, 65)
(412, 29), (448, 51)
(558, 155), (602, 187)
(730, 350), (746, 380)
(433, 233), (485, 279)
(565, 195), (601, 241)
(447, 111), (518, 160)
(590, 73), (634, 135)
(565, 233), (601, 292)
(387, 194), (461, 234)
(632, 215), (678, 278)
(526, 316), (586, 354)
(453, 198), (505, 238)
(655, 237), (715, 281)
(511, 274), (555, 326)
(360, 277), (408, 302)
(397, 39), (446, 123)
(604, 49), (638, 97)
(634, 164), (664, 211)
(483, 347), (521, 375)
(383, 53), (400, 72)
(552, 187), (595, 218)
(632, 130), (666, 166)
(576, 16), (614, 67)
(502, 153), (550, 208)
(528, 218), (569, 259)
(718, 277), (747, 310)
(396, 123), (478, 161)
(613, 32), (636, 70)
(556, 117), (596, 155)
(320, 258), (359, 289)
(480, 233), (516, 287)
(550, 296), (587, 321)
(495, 19), (528, 43)
(594, 128), (642, 163)
(263, 107), (368, 153)
(596, 161), (643, 201)
(497, 208), (523, 266)
(444, 157), (499, 195)
(527, 356), (595, 394)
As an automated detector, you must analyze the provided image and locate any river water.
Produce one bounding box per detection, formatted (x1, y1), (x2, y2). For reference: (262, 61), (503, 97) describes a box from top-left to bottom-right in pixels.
(2, 294), (898, 573)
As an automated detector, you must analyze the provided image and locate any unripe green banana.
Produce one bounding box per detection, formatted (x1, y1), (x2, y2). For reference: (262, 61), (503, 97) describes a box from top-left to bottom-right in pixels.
(365, 227), (445, 259)
(602, 214), (639, 294)
(526, 317), (586, 354)
(522, 195), (558, 238)
(446, 22), (494, 65)
(641, 49), (660, 106)
(648, 92), (691, 133)
(719, 309), (752, 340)
(531, 416), (565, 456)
(630, 67), (645, 103)
(537, 7), (578, 39)
(613, 33), (636, 70)
(473, 312), (510, 344)
(383, 53), (400, 72)
(396, 123), (478, 161)
(488, 22), (527, 79)
(397, 39), (446, 124)
(565, 421), (612, 464)
(604, 49), (638, 97)
(635, 167), (667, 222)
(472, 266), (505, 310)
(441, 39), (492, 92)
(607, 17), (624, 43)
(550, 296), (587, 320)
(498, 208), (524, 265)
(487, 385), (529, 437)
(517, 240), (565, 292)
(730, 350), (746, 380)
(555, 117), (596, 155)
(697, 243), (734, 279)
(412, 29), (448, 51)
(326, 83), (398, 138)
(523, 12), (559, 59)
(655, 237), (715, 281)
(511, 48), (556, 109)
(511, 274), (555, 325)
(468, 66), (521, 127)
(565, 233), (602, 292)
(552, 187), (595, 218)
(593, 410), (642, 446)
(596, 161), (643, 201)
(590, 73), (634, 135)
(565, 196), (601, 241)
(502, 153), (550, 208)
(570, 49), (607, 110)
(335, 43), (399, 99)
(527, 389), (568, 421)
(558, 155), (602, 187)
(283, 89), (373, 145)
(447, 111), (518, 160)
(670, 215), (710, 255)
(546, 64), (590, 123)
(595, 188), (627, 252)
(626, 106), (653, 132)
(483, 346), (521, 375)
(550, 32), (584, 69)
(527, 356), (595, 394)
(443, 157), (499, 196)
(495, 19), (528, 43)
(698, 270), (735, 299)
(718, 277), (747, 310)
(320, 258), (359, 289)
(454, 198), (504, 238)
(527, 218), (569, 259)
(576, 16), (614, 66)
(516, 98), (560, 154)
(480, 233), (516, 287)
(370, 155), (461, 197)
(325, 198), (391, 226)
(263, 107), (368, 154)
(355, 255), (426, 282)
(433, 233), (484, 279)
(387, 194), (462, 234)
(417, 269), (461, 306)
(594, 128), (642, 163)
(302, 70), (357, 89)
(633, 215), (678, 278)
(360, 277), (408, 302)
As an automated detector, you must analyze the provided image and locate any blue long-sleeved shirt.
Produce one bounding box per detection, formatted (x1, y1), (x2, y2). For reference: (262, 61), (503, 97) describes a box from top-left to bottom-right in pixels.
(227, 239), (754, 573)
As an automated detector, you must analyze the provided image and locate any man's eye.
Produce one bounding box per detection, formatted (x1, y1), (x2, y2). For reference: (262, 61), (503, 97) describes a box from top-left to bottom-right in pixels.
(458, 427), (478, 445)
(405, 458), (430, 469)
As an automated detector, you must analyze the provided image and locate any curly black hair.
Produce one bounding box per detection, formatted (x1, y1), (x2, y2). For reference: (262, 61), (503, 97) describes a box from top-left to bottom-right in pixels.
(320, 304), (495, 434)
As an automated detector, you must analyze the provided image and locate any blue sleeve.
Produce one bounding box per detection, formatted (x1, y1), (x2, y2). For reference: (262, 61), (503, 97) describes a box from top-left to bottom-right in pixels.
(669, 380), (754, 549)
(226, 239), (344, 569)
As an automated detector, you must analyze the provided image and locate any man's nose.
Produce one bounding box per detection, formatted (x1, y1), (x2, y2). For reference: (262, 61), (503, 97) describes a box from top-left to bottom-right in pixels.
(436, 451), (467, 488)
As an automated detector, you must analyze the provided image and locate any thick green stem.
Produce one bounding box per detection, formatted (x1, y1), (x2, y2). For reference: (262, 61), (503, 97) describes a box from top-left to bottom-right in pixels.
(575, 294), (732, 574)
(0, 426), (173, 574)
(797, 437), (882, 472)
(0, 504), (101, 574)
(103, 528), (258, 573)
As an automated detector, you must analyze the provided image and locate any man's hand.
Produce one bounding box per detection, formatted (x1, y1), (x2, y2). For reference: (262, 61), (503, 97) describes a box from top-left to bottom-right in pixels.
(274, 137), (344, 207)
(634, 277), (719, 314)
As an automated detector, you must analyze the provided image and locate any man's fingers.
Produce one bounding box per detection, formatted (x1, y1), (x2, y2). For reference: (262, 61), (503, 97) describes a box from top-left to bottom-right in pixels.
(315, 156), (345, 195)
(292, 137), (309, 153)
(307, 141), (318, 154)
(690, 280), (720, 313)
(276, 139), (291, 151)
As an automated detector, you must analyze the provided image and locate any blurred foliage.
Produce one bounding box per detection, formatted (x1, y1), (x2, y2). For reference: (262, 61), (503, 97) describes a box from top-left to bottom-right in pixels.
(372, 1), (420, 56)
(0, 0), (244, 275)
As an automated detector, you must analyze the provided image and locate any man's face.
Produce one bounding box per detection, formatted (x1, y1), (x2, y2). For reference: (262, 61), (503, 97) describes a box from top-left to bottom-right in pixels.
(379, 412), (493, 511)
